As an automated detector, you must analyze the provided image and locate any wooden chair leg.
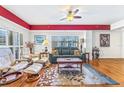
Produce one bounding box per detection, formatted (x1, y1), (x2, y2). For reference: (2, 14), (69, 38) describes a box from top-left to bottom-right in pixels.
(26, 73), (40, 83)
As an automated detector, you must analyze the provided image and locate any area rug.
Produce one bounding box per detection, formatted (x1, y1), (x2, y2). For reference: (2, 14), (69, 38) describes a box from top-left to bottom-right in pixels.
(37, 64), (119, 86)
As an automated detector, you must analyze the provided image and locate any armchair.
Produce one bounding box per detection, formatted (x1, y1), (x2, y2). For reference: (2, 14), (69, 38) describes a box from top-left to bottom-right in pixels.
(33, 52), (50, 68)
(0, 48), (29, 75)
(23, 52), (48, 79)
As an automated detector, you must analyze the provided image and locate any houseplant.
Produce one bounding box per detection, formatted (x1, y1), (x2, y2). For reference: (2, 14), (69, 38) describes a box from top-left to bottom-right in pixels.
(25, 42), (34, 54)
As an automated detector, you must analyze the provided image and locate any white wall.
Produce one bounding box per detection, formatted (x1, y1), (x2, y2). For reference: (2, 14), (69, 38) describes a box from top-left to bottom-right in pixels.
(111, 19), (124, 30)
(86, 31), (92, 60)
(0, 16), (30, 44)
(92, 30), (122, 58)
(111, 19), (124, 58)
(120, 30), (124, 58)
(30, 30), (86, 53)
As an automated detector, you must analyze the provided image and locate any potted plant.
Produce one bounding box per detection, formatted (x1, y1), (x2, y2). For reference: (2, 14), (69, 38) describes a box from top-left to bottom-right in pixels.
(25, 42), (34, 54)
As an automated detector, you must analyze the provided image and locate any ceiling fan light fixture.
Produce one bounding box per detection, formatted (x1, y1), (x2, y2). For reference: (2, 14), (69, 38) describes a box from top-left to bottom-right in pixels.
(67, 14), (74, 21)
(60, 7), (81, 21)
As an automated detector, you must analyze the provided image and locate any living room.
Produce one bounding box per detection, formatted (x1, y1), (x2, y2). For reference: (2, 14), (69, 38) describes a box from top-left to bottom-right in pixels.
(1, 4), (124, 88)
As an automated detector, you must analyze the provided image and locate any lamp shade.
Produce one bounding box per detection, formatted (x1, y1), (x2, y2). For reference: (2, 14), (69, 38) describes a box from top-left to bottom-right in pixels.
(42, 39), (49, 46)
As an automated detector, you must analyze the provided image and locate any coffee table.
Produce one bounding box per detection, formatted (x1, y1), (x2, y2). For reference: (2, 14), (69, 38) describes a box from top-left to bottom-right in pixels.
(57, 58), (83, 73)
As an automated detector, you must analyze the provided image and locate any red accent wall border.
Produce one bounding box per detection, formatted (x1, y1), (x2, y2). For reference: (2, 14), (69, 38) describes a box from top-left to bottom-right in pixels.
(30, 25), (110, 30)
(0, 6), (30, 29)
(0, 6), (110, 30)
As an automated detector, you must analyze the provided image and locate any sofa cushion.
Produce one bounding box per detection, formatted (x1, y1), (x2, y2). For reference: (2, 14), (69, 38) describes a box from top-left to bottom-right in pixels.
(52, 49), (59, 55)
(53, 47), (79, 55)
(74, 50), (81, 56)
(62, 48), (70, 55)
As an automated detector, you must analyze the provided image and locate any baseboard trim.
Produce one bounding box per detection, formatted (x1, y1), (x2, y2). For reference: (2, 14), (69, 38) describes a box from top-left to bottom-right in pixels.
(99, 58), (124, 60)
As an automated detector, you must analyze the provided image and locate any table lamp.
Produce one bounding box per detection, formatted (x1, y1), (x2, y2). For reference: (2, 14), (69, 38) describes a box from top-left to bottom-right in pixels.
(42, 39), (49, 52)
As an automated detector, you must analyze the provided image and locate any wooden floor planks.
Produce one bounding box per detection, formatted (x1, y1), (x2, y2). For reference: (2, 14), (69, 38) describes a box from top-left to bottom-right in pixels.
(1, 59), (124, 87)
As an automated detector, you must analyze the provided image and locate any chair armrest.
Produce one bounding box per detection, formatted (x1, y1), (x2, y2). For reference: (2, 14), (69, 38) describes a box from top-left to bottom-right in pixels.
(11, 59), (30, 66)
(16, 59), (28, 62)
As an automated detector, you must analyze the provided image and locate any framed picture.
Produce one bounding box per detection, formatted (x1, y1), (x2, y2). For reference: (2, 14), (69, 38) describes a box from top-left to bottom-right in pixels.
(100, 34), (110, 47)
(34, 35), (45, 44)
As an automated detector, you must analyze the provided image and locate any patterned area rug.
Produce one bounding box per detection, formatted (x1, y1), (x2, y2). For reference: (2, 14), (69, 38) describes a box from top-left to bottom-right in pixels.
(37, 64), (119, 86)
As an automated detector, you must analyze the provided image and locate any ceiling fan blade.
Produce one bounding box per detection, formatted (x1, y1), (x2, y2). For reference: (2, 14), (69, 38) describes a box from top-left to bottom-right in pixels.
(60, 18), (66, 21)
(74, 16), (82, 18)
(74, 9), (79, 14)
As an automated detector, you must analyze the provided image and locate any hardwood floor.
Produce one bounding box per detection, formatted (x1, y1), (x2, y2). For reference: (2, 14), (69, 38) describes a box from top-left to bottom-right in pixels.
(90, 59), (124, 87)
(1, 59), (124, 87)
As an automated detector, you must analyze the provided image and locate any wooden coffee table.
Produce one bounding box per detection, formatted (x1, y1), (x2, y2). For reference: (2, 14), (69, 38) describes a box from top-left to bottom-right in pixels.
(57, 58), (83, 73)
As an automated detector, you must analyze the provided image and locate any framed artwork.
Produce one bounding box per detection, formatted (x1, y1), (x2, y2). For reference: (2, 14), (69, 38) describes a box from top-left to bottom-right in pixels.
(100, 34), (110, 47)
(34, 35), (45, 44)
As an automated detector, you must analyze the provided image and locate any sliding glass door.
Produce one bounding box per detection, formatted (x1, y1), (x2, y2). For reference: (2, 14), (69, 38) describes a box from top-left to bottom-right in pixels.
(0, 28), (23, 59)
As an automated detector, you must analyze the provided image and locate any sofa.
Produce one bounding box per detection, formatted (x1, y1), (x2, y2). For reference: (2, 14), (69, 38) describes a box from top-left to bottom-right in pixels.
(49, 47), (85, 64)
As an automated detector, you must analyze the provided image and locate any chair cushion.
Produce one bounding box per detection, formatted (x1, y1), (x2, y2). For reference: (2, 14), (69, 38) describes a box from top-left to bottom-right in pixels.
(24, 63), (43, 74)
(22, 55), (30, 59)
(10, 61), (29, 72)
(35, 57), (48, 63)
(0, 55), (11, 68)
(32, 57), (39, 62)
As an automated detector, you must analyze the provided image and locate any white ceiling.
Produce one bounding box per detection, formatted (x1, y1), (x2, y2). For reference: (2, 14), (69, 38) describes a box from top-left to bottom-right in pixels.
(3, 5), (124, 25)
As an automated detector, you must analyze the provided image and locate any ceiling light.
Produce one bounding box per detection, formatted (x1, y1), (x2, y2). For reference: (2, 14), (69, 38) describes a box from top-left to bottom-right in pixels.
(67, 13), (74, 21)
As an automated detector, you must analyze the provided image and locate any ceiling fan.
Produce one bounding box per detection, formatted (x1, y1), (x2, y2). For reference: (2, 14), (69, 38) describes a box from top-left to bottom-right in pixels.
(60, 7), (82, 21)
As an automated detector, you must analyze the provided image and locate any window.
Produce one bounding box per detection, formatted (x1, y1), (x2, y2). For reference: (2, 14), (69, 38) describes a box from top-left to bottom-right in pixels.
(20, 33), (23, 45)
(8, 31), (13, 45)
(0, 29), (7, 45)
(0, 28), (23, 59)
(13, 32), (19, 46)
(52, 36), (79, 48)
